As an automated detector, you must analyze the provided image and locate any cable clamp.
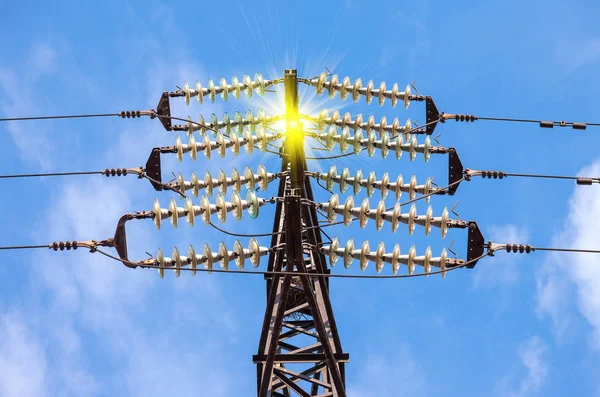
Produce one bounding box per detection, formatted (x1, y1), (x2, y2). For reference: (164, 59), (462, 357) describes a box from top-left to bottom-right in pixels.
(463, 168), (479, 181)
(429, 146), (449, 154)
(97, 238), (115, 248)
(487, 241), (504, 256)
(139, 258), (156, 268)
(448, 219), (469, 229)
(126, 167), (144, 179)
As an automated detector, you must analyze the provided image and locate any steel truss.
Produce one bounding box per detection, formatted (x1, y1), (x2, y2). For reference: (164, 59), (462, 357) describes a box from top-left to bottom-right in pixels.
(253, 70), (348, 397)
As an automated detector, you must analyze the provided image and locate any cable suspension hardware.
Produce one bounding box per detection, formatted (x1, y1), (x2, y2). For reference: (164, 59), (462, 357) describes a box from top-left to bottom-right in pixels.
(445, 148), (600, 195)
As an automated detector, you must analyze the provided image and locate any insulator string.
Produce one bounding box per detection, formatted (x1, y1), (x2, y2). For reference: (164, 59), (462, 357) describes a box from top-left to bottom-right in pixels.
(307, 119), (440, 140)
(156, 176), (465, 236)
(310, 177), (464, 230)
(155, 114), (282, 156)
(385, 178), (464, 210)
(10, 243), (600, 280)
(95, 247), (489, 279)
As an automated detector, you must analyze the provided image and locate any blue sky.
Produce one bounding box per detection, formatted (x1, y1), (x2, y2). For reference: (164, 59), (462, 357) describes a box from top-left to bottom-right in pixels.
(1, 0), (600, 396)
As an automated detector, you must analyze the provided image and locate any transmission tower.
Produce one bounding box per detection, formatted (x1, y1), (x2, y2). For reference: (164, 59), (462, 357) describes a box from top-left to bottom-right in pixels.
(6, 67), (600, 397)
(252, 70), (348, 396)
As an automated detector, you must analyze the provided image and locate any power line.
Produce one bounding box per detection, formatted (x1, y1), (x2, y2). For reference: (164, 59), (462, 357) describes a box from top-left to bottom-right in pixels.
(0, 167), (187, 198)
(528, 247), (600, 254)
(467, 169), (600, 185)
(444, 113), (600, 129)
(478, 115), (600, 127)
(505, 172), (583, 181)
(0, 244), (48, 250)
(0, 113), (119, 122)
(0, 171), (104, 179)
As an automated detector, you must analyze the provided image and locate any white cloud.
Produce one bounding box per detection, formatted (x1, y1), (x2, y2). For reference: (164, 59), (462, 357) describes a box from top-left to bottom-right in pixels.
(516, 337), (548, 396)
(535, 264), (572, 341)
(0, 37), (86, 170)
(497, 336), (548, 397)
(28, 43), (58, 77)
(122, 334), (234, 397)
(347, 344), (427, 397)
(14, 154), (238, 395)
(536, 159), (600, 349)
(0, 312), (47, 397)
(0, 47), (240, 397)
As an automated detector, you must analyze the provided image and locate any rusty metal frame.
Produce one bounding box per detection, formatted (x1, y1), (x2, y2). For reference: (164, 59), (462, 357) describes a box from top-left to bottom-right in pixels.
(448, 148), (464, 196)
(426, 96), (442, 135)
(156, 92), (173, 131)
(466, 221), (485, 268)
(254, 70), (348, 397)
(145, 148), (163, 191)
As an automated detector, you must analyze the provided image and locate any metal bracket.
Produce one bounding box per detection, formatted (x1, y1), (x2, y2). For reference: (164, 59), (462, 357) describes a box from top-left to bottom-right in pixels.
(156, 92), (172, 131)
(113, 214), (131, 266)
(466, 221), (485, 268)
(448, 148), (464, 195)
(425, 96), (442, 135)
(113, 212), (153, 268)
(145, 148), (163, 191)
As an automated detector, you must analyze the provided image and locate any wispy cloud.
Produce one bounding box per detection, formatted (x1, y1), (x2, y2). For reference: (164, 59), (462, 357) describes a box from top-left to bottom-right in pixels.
(0, 11), (241, 393)
(0, 36), (92, 170)
(497, 336), (548, 397)
(536, 159), (600, 349)
(0, 312), (47, 397)
(347, 343), (427, 397)
(16, 144), (238, 395)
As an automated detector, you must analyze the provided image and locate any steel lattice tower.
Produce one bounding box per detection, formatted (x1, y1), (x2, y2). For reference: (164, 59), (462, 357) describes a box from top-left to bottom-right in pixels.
(253, 70), (348, 397)
(14, 65), (600, 397)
